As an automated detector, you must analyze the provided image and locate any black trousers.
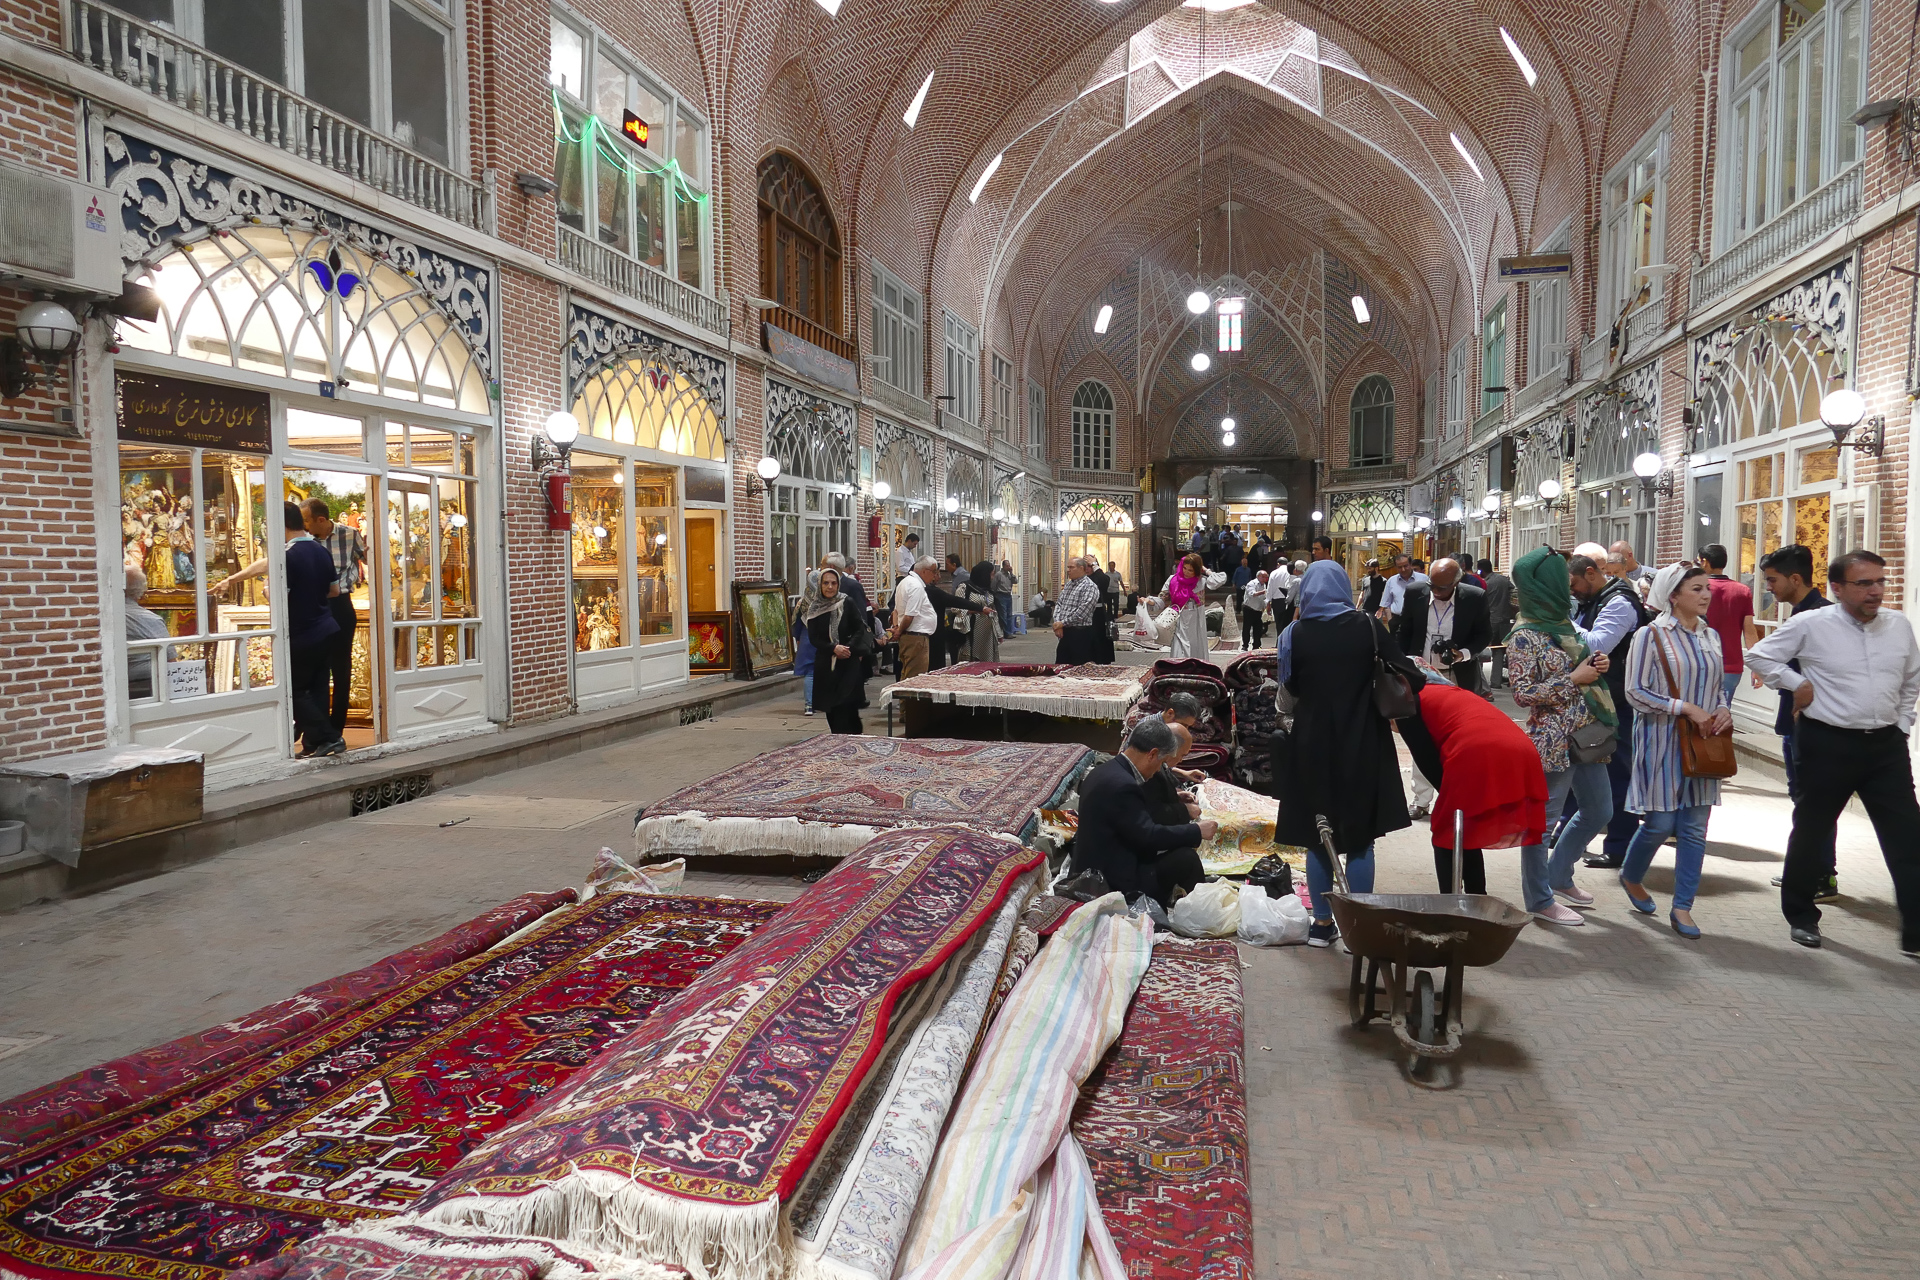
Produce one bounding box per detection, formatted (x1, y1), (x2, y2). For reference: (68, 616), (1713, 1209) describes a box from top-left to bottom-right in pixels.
(825, 704), (863, 734)
(324, 595), (357, 735)
(1241, 608), (1268, 649)
(290, 641), (335, 751)
(1434, 845), (1487, 895)
(1782, 717), (1920, 946)
(1055, 624), (1097, 665)
(1139, 846), (1205, 908)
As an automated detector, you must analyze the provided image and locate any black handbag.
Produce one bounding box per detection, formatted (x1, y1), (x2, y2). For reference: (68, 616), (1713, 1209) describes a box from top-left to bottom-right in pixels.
(1370, 617), (1420, 720)
(1568, 719), (1617, 764)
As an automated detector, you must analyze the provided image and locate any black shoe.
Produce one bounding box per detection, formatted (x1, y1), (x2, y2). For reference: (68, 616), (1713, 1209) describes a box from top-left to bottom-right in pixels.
(311, 738), (348, 758)
(1584, 855), (1624, 870)
(1770, 874), (1784, 887)
(1307, 921), (1337, 949)
(1902, 945), (1920, 959)
(1790, 926), (1822, 949)
(1813, 877), (1841, 903)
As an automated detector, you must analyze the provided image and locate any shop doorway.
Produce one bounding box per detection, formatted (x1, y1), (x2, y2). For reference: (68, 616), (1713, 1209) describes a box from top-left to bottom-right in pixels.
(281, 467), (377, 750)
(685, 514), (719, 612)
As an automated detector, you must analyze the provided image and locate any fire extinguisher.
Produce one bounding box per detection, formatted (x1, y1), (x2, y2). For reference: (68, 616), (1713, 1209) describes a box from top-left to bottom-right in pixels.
(867, 512), (882, 548)
(545, 470), (572, 530)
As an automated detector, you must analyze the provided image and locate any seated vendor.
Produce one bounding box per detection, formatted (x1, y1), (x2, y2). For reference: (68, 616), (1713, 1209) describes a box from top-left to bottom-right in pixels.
(1075, 718), (1217, 908)
(1142, 723), (1203, 822)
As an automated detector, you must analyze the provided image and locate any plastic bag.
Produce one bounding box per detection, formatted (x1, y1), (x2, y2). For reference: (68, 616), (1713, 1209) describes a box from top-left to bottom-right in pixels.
(1055, 867), (1113, 903)
(1169, 879), (1241, 938)
(582, 848), (685, 901)
(1239, 890), (1311, 946)
(1245, 854), (1295, 899)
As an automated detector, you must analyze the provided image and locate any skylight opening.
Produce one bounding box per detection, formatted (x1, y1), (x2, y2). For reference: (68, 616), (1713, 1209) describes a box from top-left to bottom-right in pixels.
(968, 152), (1003, 204)
(1449, 132), (1484, 181)
(814, 0), (842, 16)
(1181, 0), (1256, 9)
(904, 70), (934, 129)
(1093, 304), (1113, 334)
(1498, 28), (1539, 87)
(1351, 295), (1371, 324)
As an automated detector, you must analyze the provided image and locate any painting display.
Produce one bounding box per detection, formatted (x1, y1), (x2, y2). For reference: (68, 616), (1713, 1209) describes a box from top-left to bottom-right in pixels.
(687, 610), (732, 673)
(569, 455), (626, 654)
(732, 580), (795, 678)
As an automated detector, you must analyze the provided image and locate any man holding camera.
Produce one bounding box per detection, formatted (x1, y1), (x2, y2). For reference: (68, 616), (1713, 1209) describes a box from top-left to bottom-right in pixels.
(1394, 558), (1491, 694)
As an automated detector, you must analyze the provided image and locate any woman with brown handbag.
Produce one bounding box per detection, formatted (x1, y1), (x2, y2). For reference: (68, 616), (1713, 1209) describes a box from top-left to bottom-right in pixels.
(1619, 562), (1735, 938)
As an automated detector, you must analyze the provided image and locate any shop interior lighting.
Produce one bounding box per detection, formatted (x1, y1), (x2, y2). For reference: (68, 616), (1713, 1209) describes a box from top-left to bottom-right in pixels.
(903, 70), (934, 129)
(1190, 351), (1212, 373)
(1093, 304), (1113, 334)
(1498, 28), (1538, 87)
(1450, 133), (1484, 180)
(969, 153), (1003, 204)
(1186, 289), (1211, 314)
(1351, 295), (1371, 324)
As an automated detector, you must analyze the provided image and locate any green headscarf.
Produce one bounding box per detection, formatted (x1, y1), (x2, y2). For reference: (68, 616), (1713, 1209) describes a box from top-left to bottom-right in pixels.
(1507, 546), (1616, 727)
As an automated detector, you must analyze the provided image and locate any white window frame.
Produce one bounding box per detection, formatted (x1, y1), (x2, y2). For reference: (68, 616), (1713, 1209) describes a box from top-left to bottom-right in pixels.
(1070, 381), (1114, 471)
(1027, 379), (1045, 454)
(868, 260), (921, 396)
(943, 310), (980, 426)
(1482, 299), (1508, 417)
(1601, 122), (1669, 327)
(990, 352), (1013, 441)
(1718, 0), (1869, 249)
(1444, 339), (1469, 438)
(549, 6), (711, 290)
(1526, 219), (1573, 386)
(106, 0), (462, 166)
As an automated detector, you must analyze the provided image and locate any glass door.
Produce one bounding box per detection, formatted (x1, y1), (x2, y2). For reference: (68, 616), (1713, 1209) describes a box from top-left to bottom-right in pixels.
(282, 465), (378, 748)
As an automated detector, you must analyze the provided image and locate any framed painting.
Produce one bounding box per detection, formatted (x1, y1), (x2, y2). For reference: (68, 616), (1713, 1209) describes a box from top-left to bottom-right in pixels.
(732, 580), (796, 678)
(687, 610), (733, 673)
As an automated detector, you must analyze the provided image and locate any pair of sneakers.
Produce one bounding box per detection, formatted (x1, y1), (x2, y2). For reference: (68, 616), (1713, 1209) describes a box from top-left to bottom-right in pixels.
(1769, 872), (1840, 902)
(1534, 881), (1595, 926)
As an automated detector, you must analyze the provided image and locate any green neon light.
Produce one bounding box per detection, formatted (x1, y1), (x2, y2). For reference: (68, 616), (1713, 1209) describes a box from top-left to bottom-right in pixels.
(551, 90), (708, 204)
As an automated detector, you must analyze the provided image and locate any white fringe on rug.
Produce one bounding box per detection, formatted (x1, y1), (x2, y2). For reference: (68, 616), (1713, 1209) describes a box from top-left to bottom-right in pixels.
(283, 1217), (688, 1280)
(878, 680), (1140, 721)
(633, 810), (882, 862)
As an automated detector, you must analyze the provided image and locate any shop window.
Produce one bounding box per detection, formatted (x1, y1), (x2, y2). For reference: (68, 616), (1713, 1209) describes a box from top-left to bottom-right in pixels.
(1722, 0), (1867, 243)
(570, 357), (724, 461)
(870, 262), (921, 395)
(634, 463), (680, 639)
(384, 423), (478, 669)
(550, 12), (710, 287)
(943, 311), (980, 426)
(756, 152), (841, 328)
(570, 453), (627, 653)
(1350, 375), (1394, 466)
(1602, 130), (1666, 326)
(1071, 381), (1114, 470)
(991, 353), (1014, 441)
(1735, 440), (1843, 621)
(1061, 498), (1134, 583)
(124, 226), (489, 414)
(119, 444), (274, 702)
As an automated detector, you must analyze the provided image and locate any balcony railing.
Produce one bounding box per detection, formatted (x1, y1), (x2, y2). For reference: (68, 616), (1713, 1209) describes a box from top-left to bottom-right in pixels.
(1621, 302), (1665, 358)
(1470, 404), (1507, 445)
(70, 0), (488, 231)
(557, 226), (729, 338)
(1329, 462), (1408, 485)
(1691, 166), (1862, 308)
(763, 303), (857, 363)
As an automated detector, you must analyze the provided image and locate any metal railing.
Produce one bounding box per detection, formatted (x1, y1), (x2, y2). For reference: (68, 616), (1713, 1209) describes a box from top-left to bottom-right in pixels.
(557, 225), (729, 338)
(1328, 462), (1408, 485)
(70, 0), (489, 231)
(1621, 302), (1665, 358)
(1691, 166), (1863, 308)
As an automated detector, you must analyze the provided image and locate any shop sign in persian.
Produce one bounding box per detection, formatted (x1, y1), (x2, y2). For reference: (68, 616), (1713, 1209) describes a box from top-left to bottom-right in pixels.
(118, 372), (270, 453)
(763, 322), (859, 395)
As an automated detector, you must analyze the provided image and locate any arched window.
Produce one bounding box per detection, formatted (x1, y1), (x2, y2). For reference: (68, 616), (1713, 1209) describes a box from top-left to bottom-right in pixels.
(757, 152), (842, 332)
(570, 357), (723, 461)
(1071, 381), (1114, 470)
(125, 226), (490, 413)
(1349, 375), (1394, 466)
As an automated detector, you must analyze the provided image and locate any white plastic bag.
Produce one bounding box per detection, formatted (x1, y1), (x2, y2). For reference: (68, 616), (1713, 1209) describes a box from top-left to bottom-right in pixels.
(1238, 890), (1311, 946)
(1169, 879), (1241, 938)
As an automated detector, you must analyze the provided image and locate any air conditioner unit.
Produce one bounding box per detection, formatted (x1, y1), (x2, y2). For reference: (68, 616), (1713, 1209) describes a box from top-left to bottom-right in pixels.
(0, 162), (124, 296)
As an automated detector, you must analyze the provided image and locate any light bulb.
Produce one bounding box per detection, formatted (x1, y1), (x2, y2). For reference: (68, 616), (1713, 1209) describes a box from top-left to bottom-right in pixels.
(1220, 416), (1236, 432)
(992, 506), (1005, 520)
(1537, 478), (1562, 501)
(1820, 389), (1867, 429)
(755, 455), (782, 481)
(449, 513), (468, 528)
(1186, 289), (1210, 314)
(1632, 451), (1663, 478)
(1482, 492), (1501, 513)
(1221, 432), (1236, 446)
(1190, 352), (1211, 373)
(543, 411), (579, 447)
(1310, 509), (1324, 521)
(872, 480), (891, 501)
(655, 533), (668, 546)
(1447, 505), (1464, 521)
(944, 495), (960, 513)
(591, 525), (608, 538)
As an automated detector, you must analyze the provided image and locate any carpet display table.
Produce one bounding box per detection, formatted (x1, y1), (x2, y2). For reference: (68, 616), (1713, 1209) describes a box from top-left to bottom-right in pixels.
(879, 662), (1145, 752)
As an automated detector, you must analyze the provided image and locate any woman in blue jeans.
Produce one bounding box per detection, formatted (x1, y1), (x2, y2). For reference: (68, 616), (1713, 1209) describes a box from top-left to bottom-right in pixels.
(1505, 547), (1616, 926)
(1620, 563), (1732, 938)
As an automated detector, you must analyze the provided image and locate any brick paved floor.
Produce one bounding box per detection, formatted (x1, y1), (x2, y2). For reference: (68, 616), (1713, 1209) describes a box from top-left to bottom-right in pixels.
(3, 640), (1918, 1277)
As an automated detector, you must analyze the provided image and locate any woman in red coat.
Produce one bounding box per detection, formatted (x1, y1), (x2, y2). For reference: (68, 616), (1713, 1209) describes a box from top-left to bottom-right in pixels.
(1397, 683), (1549, 893)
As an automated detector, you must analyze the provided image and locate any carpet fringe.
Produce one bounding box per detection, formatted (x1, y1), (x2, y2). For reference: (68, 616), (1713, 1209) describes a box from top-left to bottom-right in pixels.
(633, 812), (881, 862)
(877, 685), (1138, 721)
(303, 1217), (687, 1280)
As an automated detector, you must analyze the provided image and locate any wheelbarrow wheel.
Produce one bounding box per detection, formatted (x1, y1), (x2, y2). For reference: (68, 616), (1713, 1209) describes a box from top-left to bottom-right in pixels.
(1411, 970), (1440, 1047)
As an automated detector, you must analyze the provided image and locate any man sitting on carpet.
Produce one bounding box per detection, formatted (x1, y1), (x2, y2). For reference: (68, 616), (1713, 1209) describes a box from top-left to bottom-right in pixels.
(1075, 718), (1217, 908)
(1142, 723), (1204, 824)
(1158, 698), (1206, 783)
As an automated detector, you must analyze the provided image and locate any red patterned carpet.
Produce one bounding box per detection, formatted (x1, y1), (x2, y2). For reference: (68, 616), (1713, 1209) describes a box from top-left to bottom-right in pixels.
(1072, 939), (1253, 1280)
(0, 893), (777, 1280)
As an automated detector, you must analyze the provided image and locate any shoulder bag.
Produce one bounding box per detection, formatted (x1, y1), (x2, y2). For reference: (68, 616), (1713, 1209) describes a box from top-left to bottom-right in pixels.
(1370, 615), (1420, 720)
(1653, 630), (1738, 779)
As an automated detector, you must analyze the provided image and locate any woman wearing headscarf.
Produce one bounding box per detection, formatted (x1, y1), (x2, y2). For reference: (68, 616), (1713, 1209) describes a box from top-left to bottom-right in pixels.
(791, 564), (826, 716)
(806, 567), (875, 734)
(1618, 562), (1732, 938)
(1163, 552), (1227, 660)
(1274, 561), (1424, 948)
(1505, 546), (1616, 926)
(965, 558), (1002, 663)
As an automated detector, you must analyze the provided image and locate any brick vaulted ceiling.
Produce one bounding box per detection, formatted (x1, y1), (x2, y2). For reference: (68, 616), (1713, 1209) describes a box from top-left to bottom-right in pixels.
(709, 0), (1683, 461)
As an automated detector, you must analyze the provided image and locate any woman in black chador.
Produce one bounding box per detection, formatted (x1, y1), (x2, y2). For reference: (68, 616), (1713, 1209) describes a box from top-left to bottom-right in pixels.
(805, 568), (875, 734)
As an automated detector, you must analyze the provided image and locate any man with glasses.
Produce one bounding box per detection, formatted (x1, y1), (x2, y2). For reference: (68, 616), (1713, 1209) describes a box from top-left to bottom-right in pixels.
(1748, 551), (1920, 953)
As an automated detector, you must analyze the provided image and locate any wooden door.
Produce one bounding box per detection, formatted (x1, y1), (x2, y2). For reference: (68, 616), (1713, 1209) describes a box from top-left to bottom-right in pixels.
(687, 516), (717, 612)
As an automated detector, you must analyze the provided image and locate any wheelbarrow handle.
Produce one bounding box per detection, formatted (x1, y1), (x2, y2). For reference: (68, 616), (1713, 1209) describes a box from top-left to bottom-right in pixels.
(1313, 814), (1351, 896)
(1452, 808), (1464, 896)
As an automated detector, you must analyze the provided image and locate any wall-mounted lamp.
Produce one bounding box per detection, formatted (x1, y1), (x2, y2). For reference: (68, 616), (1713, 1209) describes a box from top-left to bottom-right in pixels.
(746, 454), (781, 498)
(0, 298), (82, 400)
(1141, 511), (1153, 526)
(1481, 491), (1503, 516)
(1446, 504), (1465, 522)
(1310, 508), (1324, 522)
(534, 411), (578, 529)
(1536, 477), (1563, 509)
(1632, 449), (1679, 497)
(1820, 389), (1885, 457)
(943, 495), (960, 513)
(872, 480), (892, 502)
(991, 506), (1006, 521)
(513, 171), (559, 197)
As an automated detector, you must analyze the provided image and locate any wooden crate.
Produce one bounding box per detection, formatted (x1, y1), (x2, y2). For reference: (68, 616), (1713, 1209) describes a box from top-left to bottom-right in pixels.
(0, 747), (203, 866)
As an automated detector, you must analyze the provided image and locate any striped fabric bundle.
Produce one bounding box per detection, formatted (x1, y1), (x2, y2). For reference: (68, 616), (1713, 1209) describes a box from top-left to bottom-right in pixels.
(897, 895), (1154, 1280)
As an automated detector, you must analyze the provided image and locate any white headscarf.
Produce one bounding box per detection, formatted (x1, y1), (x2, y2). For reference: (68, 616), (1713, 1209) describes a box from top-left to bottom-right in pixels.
(1646, 561), (1692, 615)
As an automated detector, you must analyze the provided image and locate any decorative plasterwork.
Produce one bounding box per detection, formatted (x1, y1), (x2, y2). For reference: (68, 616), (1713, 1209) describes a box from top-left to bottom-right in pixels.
(1577, 358), (1660, 484)
(766, 378), (855, 485)
(874, 419), (936, 501)
(944, 448), (987, 513)
(1689, 256), (1856, 451)
(1057, 488), (1136, 519)
(1324, 487), (1407, 533)
(101, 129), (493, 377)
(567, 302), (727, 413)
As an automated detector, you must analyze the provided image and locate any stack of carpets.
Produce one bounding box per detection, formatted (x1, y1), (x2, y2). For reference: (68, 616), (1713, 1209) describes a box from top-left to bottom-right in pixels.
(878, 664), (1144, 722)
(1071, 939), (1253, 1280)
(1123, 661), (1232, 779)
(632, 736), (1092, 864)
(1221, 651), (1280, 794)
(0, 891), (779, 1277)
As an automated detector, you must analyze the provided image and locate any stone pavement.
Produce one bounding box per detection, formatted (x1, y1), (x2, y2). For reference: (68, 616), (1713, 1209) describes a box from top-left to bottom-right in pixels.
(4, 633), (1919, 1277)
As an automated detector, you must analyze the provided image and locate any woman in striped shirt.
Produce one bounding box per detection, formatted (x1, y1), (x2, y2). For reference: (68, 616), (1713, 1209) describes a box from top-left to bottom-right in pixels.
(1619, 563), (1734, 938)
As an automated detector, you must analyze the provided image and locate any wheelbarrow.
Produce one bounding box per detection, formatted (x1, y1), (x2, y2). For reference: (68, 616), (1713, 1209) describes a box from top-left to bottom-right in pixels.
(1315, 812), (1530, 1077)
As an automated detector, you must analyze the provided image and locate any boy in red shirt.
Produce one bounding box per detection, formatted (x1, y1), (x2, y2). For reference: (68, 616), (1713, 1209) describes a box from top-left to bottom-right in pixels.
(1700, 544), (1759, 699)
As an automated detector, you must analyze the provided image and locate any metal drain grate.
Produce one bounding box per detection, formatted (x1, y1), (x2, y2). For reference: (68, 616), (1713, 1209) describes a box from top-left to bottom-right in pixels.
(678, 701), (715, 726)
(351, 773), (433, 816)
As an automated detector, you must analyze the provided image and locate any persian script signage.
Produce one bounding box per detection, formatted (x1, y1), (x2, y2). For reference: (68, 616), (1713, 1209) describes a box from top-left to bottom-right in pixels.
(117, 372), (271, 453)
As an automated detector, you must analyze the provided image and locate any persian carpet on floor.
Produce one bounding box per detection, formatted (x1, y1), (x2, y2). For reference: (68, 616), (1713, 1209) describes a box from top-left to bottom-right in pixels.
(1196, 778), (1308, 878)
(632, 736), (1091, 862)
(878, 665), (1143, 722)
(0, 893), (776, 1280)
(896, 895), (1153, 1280)
(0, 890), (578, 1162)
(408, 825), (1044, 1280)
(1072, 938), (1253, 1280)
(225, 1220), (687, 1280)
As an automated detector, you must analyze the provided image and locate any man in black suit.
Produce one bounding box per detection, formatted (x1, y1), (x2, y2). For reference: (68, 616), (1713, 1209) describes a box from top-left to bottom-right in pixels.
(1394, 558), (1491, 693)
(1074, 718), (1218, 908)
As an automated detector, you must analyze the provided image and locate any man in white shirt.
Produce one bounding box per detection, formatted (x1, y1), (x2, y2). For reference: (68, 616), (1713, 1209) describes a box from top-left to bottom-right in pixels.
(1376, 555), (1428, 620)
(1238, 569), (1271, 650)
(886, 555), (940, 678)
(1747, 550), (1920, 953)
(893, 533), (921, 582)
